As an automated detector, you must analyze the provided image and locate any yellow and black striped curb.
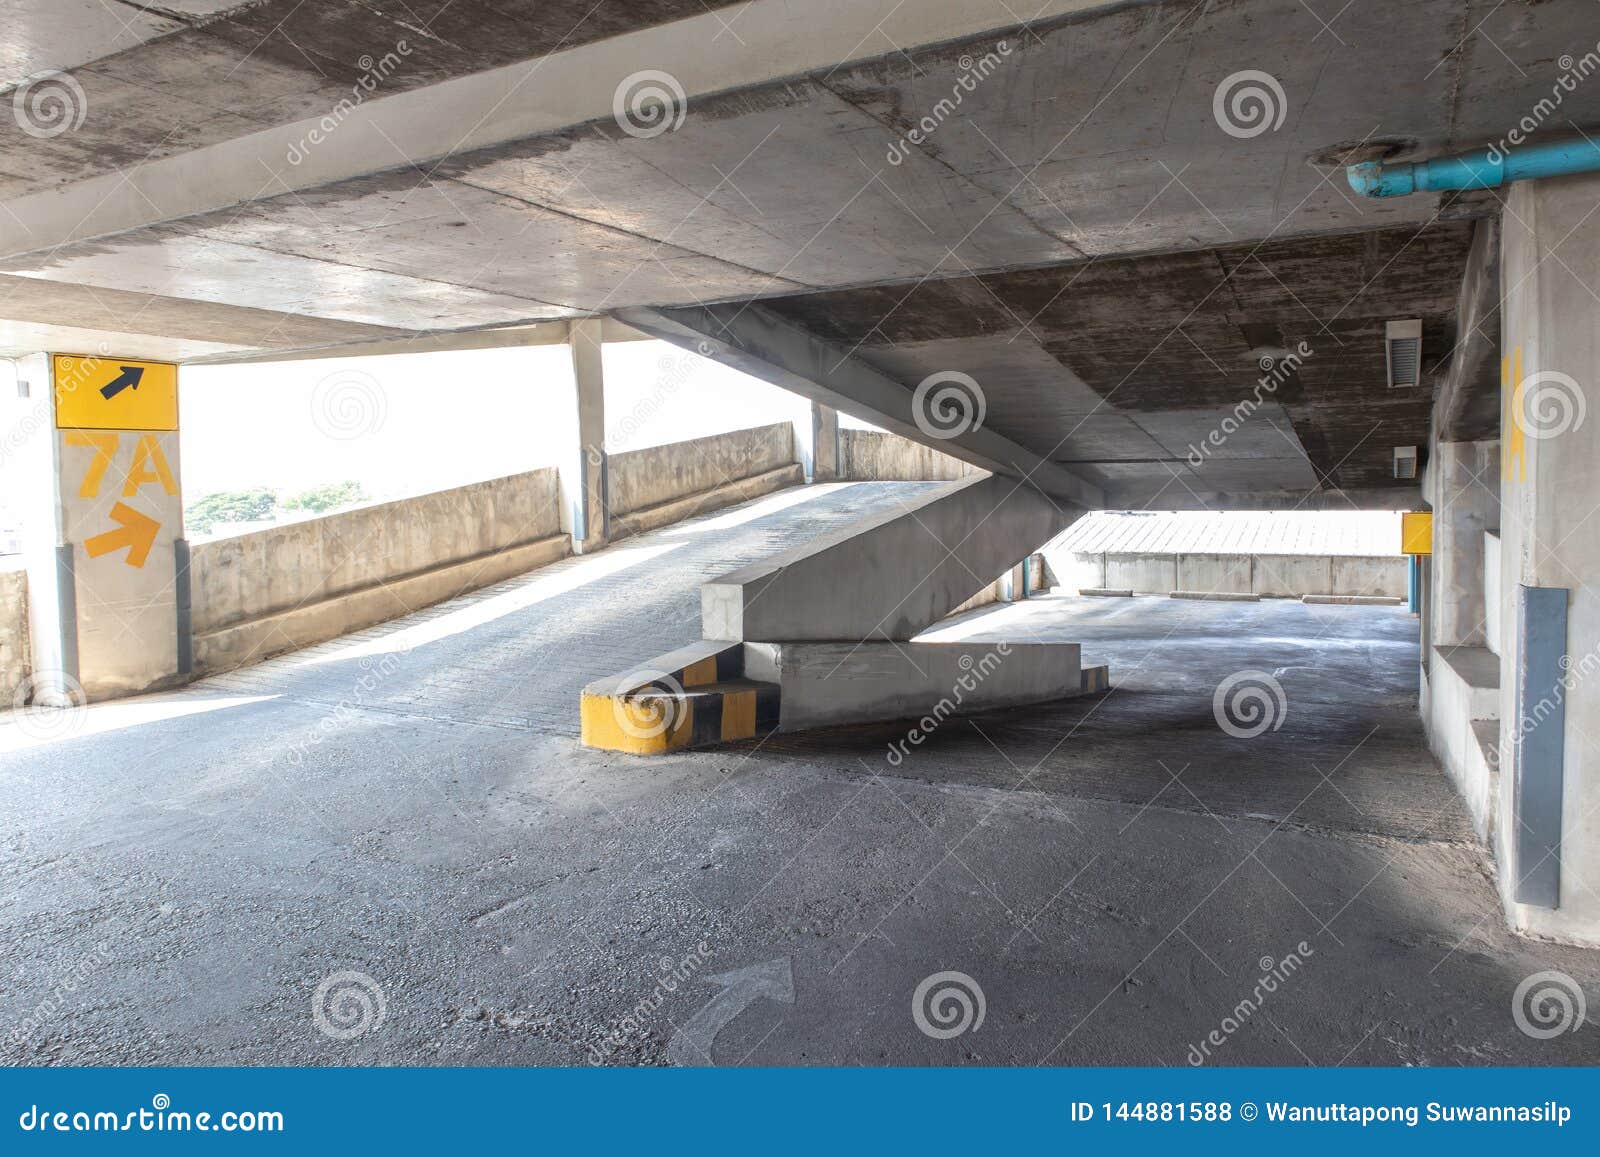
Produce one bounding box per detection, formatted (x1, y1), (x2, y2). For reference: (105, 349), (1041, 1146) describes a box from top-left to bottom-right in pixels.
(580, 641), (778, 754)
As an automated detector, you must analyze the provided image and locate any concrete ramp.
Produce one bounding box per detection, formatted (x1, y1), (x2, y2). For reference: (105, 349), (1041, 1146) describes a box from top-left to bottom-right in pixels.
(702, 474), (1079, 642)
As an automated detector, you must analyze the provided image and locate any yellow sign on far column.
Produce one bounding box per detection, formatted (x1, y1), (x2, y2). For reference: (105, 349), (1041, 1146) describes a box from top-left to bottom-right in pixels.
(53, 355), (178, 431)
(1400, 511), (1433, 555)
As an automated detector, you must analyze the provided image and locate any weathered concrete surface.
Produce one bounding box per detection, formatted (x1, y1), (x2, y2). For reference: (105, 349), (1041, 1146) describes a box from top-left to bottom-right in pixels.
(1432, 219), (1503, 444)
(837, 429), (979, 483)
(191, 468), (567, 672)
(607, 423), (795, 518)
(1490, 172), (1600, 945)
(743, 640), (1082, 732)
(703, 474), (1078, 642)
(1428, 441), (1500, 649)
(2, 488), (1595, 1066)
(0, 562), (27, 701)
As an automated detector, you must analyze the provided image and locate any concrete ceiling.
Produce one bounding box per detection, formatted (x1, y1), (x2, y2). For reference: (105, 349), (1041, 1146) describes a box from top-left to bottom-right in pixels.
(1, 0), (1591, 502)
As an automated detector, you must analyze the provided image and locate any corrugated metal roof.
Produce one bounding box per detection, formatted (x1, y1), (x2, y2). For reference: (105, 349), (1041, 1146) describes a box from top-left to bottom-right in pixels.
(1050, 510), (1402, 557)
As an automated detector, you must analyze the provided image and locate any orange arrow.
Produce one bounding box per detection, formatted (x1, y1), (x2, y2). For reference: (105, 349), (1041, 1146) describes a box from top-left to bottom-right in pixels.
(84, 502), (160, 568)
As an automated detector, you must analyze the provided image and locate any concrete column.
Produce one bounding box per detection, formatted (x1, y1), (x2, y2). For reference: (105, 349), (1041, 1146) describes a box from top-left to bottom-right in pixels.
(810, 402), (839, 482)
(1429, 440), (1500, 648)
(13, 352), (186, 703)
(564, 318), (608, 553)
(1495, 171), (1600, 943)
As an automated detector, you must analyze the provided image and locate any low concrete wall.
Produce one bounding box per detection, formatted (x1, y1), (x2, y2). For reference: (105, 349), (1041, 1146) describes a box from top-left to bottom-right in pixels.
(191, 467), (568, 672)
(1049, 550), (1407, 598)
(1424, 644), (1502, 840)
(608, 423), (798, 516)
(1, 562), (27, 700)
(606, 423), (803, 541)
(1106, 554), (1178, 594)
(837, 428), (980, 482)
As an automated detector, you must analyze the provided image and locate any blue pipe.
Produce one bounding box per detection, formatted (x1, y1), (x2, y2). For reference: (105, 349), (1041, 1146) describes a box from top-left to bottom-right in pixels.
(1347, 137), (1600, 198)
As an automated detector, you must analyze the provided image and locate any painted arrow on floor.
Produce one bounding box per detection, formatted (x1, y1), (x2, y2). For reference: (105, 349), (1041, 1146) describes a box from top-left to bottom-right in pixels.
(99, 365), (144, 400)
(666, 956), (793, 1066)
(84, 502), (159, 568)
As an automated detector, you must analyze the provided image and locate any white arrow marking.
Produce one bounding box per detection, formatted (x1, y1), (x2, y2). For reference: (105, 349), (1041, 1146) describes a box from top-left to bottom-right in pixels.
(666, 956), (793, 1066)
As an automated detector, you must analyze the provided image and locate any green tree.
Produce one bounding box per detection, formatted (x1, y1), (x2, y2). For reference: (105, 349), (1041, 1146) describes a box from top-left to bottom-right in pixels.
(185, 488), (277, 535)
(281, 480), (366, 514)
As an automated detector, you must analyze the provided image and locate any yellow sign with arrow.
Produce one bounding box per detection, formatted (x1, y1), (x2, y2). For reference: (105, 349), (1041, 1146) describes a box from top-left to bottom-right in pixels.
(53, 354), (179, 431)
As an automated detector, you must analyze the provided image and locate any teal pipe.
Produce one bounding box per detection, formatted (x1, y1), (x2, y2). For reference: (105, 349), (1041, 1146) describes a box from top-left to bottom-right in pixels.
(1347, 137), (1600, 198)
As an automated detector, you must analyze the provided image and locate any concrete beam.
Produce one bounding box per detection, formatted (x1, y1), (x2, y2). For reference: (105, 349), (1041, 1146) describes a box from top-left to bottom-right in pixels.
(1107, 484), (1424, 511)
(703, 473), (1079, 642)
(1432, 218), (1502, 443)
(615, 303), (1103, 508)
(0, 0), (1102, 260)
(186, 320), (572, 366)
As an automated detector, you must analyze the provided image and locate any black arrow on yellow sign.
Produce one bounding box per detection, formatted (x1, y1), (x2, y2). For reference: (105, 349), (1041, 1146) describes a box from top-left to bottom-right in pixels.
(99, 365), (145, 400)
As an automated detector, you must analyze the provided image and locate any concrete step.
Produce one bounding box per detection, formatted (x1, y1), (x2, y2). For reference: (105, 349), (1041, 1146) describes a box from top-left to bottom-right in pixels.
(582, 640), (1111, 754)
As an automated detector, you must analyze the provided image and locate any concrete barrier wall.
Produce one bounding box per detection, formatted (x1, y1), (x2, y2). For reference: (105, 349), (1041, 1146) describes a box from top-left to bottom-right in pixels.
(1, 562), (27, 699)
(608, 422), (797, 516)
(190, 467), (568, 671)
(837, 428), (980, 482)
(1052, 551), (1407, 597)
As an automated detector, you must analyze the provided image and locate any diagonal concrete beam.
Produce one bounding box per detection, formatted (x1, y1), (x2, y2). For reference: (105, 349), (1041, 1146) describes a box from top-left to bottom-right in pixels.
(704, 473), (1079, 642)
(614, 303), (1104, 509)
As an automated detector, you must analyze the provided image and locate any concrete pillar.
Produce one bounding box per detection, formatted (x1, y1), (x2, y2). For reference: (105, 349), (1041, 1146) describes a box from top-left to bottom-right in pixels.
(564, 318), (608, 553)
(810, 402), (839, 482)
(1429, 440), (1500, 648)
(13, 352), (186, 703)
(1495, 171), (1600, 943)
